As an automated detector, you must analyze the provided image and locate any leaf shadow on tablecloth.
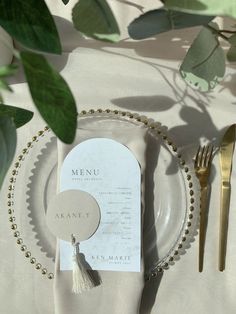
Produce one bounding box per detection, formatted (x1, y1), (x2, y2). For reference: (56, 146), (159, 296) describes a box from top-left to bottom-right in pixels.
(7, 14), (201, 85)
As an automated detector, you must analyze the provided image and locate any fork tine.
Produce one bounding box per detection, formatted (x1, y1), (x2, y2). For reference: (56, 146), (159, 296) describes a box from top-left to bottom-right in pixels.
(199, 145), (205, 167)
(203, 145), (210, 167)
(195, 145), (201, 168)
(205, 145), (214, 166)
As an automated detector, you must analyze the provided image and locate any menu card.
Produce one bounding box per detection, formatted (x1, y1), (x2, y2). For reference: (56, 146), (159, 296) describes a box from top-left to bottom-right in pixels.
(60, 138), (141, 272)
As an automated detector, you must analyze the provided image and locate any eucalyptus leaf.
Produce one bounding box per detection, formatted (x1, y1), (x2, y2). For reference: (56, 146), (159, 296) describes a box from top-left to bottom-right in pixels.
(227, 34), (236, 62)
(228, 34), (236, 45)
(165, 0), (236, 19)
(62, 0), (70, 4)
(72, 0), (120, 42)
(0, 0), (61, 54)
(180, 25), (225, 92)
(21, 51), (77, 144)
(227, 48), (236, 61)
(0, 115), (16, 190)
(0, 104), (33, 128)
(128, 8), (214, 39)
(0, 64), (18, 78)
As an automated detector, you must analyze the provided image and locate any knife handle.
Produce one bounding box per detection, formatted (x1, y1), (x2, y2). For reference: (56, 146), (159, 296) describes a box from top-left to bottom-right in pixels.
(219, 182), (231, 271)
(199, 186), (208, 272)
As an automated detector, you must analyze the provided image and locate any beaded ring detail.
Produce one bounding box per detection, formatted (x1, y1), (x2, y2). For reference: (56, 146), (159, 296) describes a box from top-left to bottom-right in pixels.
(7, 109), (198, 281)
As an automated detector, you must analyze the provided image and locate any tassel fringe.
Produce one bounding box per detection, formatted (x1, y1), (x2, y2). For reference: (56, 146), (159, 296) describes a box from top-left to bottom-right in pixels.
(72, 252), (95, 294)
(71, 235), (96, 294)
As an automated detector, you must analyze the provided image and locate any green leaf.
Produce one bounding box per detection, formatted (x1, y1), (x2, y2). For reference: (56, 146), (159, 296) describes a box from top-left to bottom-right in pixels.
(62, 0), (70, 4)
(227, 34), (236, 62)
(0, 104), (33, 128)
(21, 51), (77, 144)
(128, 8), (214, 39)
(72, 0), (120, 42)
(180, 25), (225, 92)
(0, 64), (18, 78)
(0, 116), (16, 190)
(165, 0), (236, 19)
(0, 0), (61, 54)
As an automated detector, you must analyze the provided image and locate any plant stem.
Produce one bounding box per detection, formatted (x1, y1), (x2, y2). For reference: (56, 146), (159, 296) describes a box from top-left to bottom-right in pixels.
(219, 29), (236, 34)
(207, 24), (229, 41)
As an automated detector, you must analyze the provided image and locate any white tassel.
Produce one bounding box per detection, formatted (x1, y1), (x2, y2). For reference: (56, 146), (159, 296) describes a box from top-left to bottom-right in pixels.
(71, 235), (95, 294)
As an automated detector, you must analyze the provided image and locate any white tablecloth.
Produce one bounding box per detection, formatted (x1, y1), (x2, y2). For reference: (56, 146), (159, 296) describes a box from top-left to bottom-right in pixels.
(0, 1), (236, 313)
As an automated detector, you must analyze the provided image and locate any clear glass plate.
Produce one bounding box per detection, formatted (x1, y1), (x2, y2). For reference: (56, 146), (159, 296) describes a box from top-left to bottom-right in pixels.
(10, 111), (199, 278)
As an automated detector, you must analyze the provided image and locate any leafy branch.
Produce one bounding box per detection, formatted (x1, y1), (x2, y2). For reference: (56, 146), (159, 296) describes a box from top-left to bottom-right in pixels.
(127, 3), (236, 92)
(0, 0), (120, 189)
(0, 0), (77, 144)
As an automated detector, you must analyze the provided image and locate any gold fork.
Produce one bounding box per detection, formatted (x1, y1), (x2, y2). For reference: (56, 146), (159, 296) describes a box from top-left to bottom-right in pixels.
(194, 144), (214, 272)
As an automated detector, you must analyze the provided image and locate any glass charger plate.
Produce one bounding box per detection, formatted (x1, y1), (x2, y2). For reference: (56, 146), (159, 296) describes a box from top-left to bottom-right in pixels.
(7, 109), (199, 280)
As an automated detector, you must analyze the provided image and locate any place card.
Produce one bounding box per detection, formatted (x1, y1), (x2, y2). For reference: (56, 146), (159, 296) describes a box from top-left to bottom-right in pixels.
(46, 189), (101, 242)
(59, 138), (141, 272)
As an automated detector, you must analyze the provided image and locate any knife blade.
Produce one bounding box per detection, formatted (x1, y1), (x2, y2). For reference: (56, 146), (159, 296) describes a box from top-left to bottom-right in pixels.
(219, 124), (236, 271)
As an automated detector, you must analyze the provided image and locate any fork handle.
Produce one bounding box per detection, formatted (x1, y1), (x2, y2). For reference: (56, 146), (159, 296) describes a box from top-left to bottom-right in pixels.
(199, 186), (208, 272)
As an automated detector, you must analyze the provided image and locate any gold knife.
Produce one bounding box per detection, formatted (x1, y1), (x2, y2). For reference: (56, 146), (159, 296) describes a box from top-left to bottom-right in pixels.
(219, 124), (236, 271)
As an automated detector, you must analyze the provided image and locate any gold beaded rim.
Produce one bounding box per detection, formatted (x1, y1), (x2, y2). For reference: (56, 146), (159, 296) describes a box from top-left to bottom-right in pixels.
(7, 109), (198, 281)
(8, 125), (54, 280)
